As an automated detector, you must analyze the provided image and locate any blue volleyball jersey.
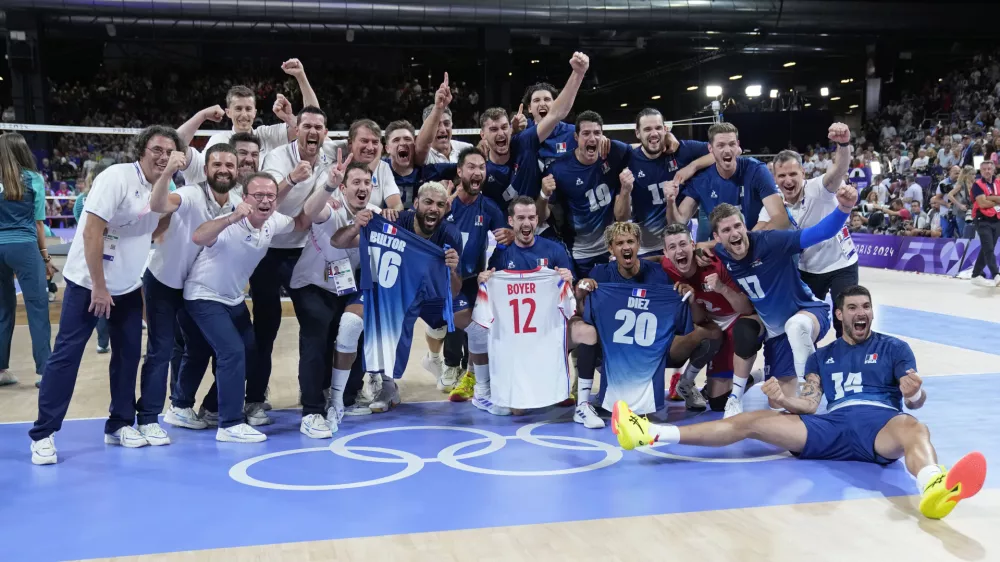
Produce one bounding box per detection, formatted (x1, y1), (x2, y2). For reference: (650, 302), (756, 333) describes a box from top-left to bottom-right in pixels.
(384, 161), (457, 209)
(503, 127), (544, 200)
(715, 229), (826, 338)
(627, 141), (710, 253)
(680, 157), (779, 231)
(536, 120), (577, 162)
(547, 140), (632, 260)
(806, 332), (916, 412)
(360, 213), (455, 378)
(488, 237), (573, 272)
(584, 283), (692, 414)
(394, 209), (464, 252)
(445, 194), (506, 279)
(590, 260), (670, 285)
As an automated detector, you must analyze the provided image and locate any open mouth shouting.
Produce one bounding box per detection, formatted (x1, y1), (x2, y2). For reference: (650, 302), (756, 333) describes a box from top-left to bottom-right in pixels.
(728, 233), (746, 255)
(420, 211), (440, 230)
(536, 106), (550, 120)
(493, 135), (509, 155)
(583, 140), (599, 160)
(518, 224), (533, 241)
(619, 246), (635, 268)
(851, 315), (870, 335)
(395, 145), (412, 165)
(673, 250), (691, 270)
(645, 135), (662, 153)
(466, 175), (484, 195)
(303, 133), (322, 153)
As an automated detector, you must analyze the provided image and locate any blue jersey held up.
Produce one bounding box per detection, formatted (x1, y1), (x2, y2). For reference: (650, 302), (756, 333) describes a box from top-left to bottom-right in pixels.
(488, 237), (573, 272)
(445, 194), (506, 278)
(627, 141), (709, 254)
(806, 332), (916, 412)
(547, 140), (631, 260)
(681, 157), (779, 231)
(584, 283), (692, 415)
(360, 213), (455, 379)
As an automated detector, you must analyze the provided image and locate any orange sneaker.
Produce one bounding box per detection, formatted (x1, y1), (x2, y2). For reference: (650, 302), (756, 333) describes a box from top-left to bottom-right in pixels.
(667, 372), (682, 401)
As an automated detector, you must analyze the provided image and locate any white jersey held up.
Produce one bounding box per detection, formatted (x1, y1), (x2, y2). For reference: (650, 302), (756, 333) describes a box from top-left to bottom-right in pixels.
(472, 268), (576, 409)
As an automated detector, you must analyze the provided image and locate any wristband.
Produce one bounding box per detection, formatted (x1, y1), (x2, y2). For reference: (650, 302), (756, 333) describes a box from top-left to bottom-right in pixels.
(324, 183), (337, 193)
(906, 388), (925, 403)
(287, 177), (298, 188)
(837, 142), (851, 148)
(539, 192), (551, 201)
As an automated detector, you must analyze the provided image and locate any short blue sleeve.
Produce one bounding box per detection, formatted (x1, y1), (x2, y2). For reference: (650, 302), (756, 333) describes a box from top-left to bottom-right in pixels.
(485, 199), (506, 230)
(589, 263), (613, 283)
(609, 140), (631, 173)
(678, 173), (705, 205)
(514, 128), (541, 155)
(749, 161), (779, 200)
(423, 163), (457, 183)
(677, 140), (709, 165)
(891, 339), (918, 381)
(970, 184), (985, 199)
(804, 351), (820, 377)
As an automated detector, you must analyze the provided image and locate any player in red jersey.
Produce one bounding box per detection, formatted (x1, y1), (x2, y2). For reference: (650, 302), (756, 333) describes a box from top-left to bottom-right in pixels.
(661, 223), (757, 411)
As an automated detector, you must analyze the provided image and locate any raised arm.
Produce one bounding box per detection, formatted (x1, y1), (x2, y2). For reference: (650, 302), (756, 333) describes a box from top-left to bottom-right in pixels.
(415, 73), (452, 165)
(614, 168), (634, 221)
(822, 123), (852, 192)
(271, 94), (298, 142)
(799, 184), (857, 249)
(193, 203), (251, 247)
(149, 151), (187, 214)
(665, 182), (697, 224)
(177, 105), (224, 147)
(281, 58), (319, 109)
(535, 52), (589, 143)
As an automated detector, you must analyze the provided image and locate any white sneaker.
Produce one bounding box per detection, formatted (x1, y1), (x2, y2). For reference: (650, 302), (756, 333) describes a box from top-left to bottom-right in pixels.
(438, 365), (462, 392)
(370, 375), (400, 413)
(198, 407), (219, 427)
(573, 402), (606, 428)
(359, 372), (381, 403)
(421, 353), (443, 381)
(995, 277), (1000, 288)
(216, 423), (266, 443)
(31, 435), (57, 465)
(472, 390), (511, 416)
(326, 404), (345, 433)
(723, 395), (744, 419)
(972, 276), (994, 287)
(676, 379), (708, 411)
(138, 423), (171, 446)
(163, 406), (208, 430)
(300, 414), (333, 439)
(96, 345), (110, 354)
(47, 291), (55, 303)
(244, 402), (272, 426)
(104, 426), (149, 448)
(343, 402), (372, 416)
(0, 370), (17, 386)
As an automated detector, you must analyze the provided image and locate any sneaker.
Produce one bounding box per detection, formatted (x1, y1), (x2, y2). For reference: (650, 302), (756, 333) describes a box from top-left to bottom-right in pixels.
(326, 404), (345, 433)
(343, 402), (373, 416)
(30, 435), (57, 465)
(138, 423), (171, 446)
(971, 276), (993, 287)
(421, 353), (444, 382)
(676, 379), (708, 411)
(611, 400), (659, 450)
(0, 370), (17, 386)
(996, 277), (1000, 288)
(96, 345), (110, 354)
(472, 392), (511, 416)
(300, 413), (333, 439)
(448, 372), (476, 402)
(216, 423), (266, 443)
(198, 406), (219, 427)
(360, 372), (381, 403)
(918, 452), (987, 519)
(263, 386), (272, 411)
(667, 372), (682, 401)
(573, 402), (606, 429)
(244, 402), (272, 426)
(34, 375), (41, 389)
(723, 394), (743, 419)
(370, 375), (400, 413)
(438, 365), (462, 392)
(47, 291), (55, 303)
(104, 426), (149, 448)
(163, 406), (208, 430)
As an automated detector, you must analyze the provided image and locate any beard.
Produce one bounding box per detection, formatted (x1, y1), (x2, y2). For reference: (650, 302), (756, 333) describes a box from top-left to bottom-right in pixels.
(207, 173), (234, 195)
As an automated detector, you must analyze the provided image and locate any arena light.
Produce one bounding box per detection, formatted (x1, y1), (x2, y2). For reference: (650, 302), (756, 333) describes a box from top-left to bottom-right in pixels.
(849, 104), (859, 109)
(783, 61), (796, 68)
(769, 89), (779, 98)
(840, 78), (852, 84)
(346, 29), (355, 42)
(804, 103), (812, 107)
(530, 60), (540, 64)
(705, 85), (723, 97)
(686, 85), (698, 91)
(729, 74), (743, 80)
(620, 103), (628, 107)
(508, 72), (513, 76)
(651, 95), (662, 100)
(820, 87), (830, 97)
(830, 96), (841, 101)
(745, 85), (762, 97)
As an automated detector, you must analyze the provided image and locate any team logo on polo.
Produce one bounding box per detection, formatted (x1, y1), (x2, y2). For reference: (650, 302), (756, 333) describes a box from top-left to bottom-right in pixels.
(711, 190), (718, 198)
(865, 353), (879, 364)
(668, 159), (679, 172)
(576, 178), (584, 186)
(636, 170), (646, 179)
(825, 357), (835, 364)
(475, 215), (483, 226)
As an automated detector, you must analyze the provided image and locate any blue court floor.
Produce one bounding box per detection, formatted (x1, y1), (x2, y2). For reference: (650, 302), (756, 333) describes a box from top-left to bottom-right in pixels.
(1, 372), (996, 562)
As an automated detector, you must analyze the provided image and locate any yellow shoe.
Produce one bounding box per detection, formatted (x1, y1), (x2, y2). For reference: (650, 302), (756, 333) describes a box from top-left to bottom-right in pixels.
(611, 400), (658, 451)
(918, 452), (987, 520)
(448, 372), (476, 402)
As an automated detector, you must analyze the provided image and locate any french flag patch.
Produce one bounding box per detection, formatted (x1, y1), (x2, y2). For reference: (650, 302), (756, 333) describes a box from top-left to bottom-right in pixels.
(556, 142), (567, 153)
(632, 288), (647, 298)
(382, 224), (397, 235)
(537, 258), (549, 267)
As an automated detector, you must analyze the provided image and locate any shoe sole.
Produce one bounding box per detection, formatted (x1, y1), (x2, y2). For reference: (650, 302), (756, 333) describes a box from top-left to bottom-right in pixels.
(611, 401), (633, 450)
(369, 402), (395, 413)
(921, 452), (987, 519)
(141, 434), (171, 446)
(0, 379), (17, 386)
(216, 433), (267, 443)
(300, 428), (333, 439)
(163, 414), (208, 430)
(104, 435), (149, 448)
(31, 453), (57, 465)
(448, 392), (473, 402)
(246, 417), (273, 427)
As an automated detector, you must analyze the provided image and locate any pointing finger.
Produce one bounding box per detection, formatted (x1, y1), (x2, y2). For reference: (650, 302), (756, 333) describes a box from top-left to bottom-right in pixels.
(443, 72), (449, 86)
(517, 103), (524, 116)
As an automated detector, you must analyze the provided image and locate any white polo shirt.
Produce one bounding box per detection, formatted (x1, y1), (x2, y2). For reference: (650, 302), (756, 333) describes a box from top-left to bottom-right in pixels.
(146, 183), (243, 290)
(290, 195), (381, 292)
(261, 141), (332, 249)
(206, 123), (290, 159)
(321, 140), (401, 208)
(425, 139), (473, 164)
(183, 213), (295, 306)
(758, 176), (857, 275)
(63, 162), (165, 295)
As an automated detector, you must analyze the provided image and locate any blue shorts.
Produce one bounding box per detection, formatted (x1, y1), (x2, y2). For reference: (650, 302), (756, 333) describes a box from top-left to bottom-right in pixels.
(454, 277), (478, 312)
(798, 405), (907, 465)
(347, 291), (364, 307)
(762, 304), (833, 380)
(573, 252), (610, 280)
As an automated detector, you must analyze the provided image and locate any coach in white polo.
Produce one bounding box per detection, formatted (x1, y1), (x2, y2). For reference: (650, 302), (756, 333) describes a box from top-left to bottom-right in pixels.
(757, 123), (856, 338)
(184, 172), (301, 443)
(322, 119), (404, 211)
(415, 74), (473, 164)
(30, 125), (183, 465)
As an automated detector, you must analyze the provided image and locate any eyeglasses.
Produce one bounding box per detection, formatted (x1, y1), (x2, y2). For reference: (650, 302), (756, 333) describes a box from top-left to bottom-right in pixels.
(146, 146), (171, 158)
(249, 192), (277, 202)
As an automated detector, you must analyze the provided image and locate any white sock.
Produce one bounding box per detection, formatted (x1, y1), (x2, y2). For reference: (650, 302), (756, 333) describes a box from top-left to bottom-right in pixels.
(682, 362), (701, 383)
(749, 368), (764, 385)
(428, 351), (441, 361)
(784, 314), (816, 380)
(578, 378), (593, 405)
(331, 368), (350, 408)
(731, 376), (749, 400)
(916, 464), (943, 493)
(473, 363), (490, 397)
(651, 423), (680, 444)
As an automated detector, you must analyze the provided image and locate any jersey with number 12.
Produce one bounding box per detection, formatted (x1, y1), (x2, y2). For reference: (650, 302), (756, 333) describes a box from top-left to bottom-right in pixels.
(472, 268), (575, 408)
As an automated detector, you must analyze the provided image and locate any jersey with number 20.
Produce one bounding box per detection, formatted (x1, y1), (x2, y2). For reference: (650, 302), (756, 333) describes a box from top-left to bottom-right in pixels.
(472, 268), (575, 408)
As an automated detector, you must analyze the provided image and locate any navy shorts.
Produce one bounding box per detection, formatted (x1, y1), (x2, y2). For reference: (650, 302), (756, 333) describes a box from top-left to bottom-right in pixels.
(762, 304), (833, 380)
(573, 252), (610, 280)
(454, 277), (478, 313)
(798, 405), (906, 465)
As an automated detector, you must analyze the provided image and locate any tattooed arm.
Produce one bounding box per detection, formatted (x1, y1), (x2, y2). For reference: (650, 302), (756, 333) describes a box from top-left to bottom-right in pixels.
(762, 373), (823, 414)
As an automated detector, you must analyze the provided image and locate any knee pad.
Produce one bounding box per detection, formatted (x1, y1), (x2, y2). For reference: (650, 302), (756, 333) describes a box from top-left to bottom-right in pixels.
(708, 394), (729, 412)
(335, 313), (364, 354)
(732, 317), (763, 359)
(784, 314), (814, 342)
(425, 325), (448, 340)
(466, 322), (489, 355)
